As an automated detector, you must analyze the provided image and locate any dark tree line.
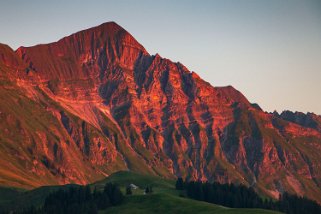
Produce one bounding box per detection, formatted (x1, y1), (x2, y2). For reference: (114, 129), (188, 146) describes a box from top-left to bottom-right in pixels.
(279, 192), (321, 214)
(176, 178), (321, 214)
(2, 183), (123, 214)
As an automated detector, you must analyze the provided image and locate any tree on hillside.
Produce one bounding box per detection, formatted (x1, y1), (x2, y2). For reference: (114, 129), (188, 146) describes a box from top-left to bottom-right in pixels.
(104, 183), (123, 205)
(183, 179), (321, 214)
(175, 177), (184, 190)
(145, 185), (153, 194)
(126, 186), (132, 195)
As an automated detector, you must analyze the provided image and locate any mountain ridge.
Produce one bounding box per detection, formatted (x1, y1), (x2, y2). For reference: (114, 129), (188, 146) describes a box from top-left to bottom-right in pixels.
(1, 22), (321, 204)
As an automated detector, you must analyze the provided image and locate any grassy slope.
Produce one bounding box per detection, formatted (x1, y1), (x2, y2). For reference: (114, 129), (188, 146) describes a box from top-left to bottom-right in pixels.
(104, 194), (279, 214)
(93, 171), (174, 190)
(0, 171), (282, 213)
(96, 171), (281, 214)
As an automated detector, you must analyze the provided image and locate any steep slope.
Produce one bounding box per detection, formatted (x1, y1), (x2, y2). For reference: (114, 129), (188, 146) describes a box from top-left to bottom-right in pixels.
(0, 43), (128, 188)
(0, 22), (321, 203)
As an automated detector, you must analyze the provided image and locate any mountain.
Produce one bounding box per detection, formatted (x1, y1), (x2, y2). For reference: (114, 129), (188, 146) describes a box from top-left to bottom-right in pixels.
(0, 22), (321, 203)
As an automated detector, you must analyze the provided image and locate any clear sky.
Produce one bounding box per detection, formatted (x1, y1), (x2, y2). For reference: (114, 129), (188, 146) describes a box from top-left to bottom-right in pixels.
(1, 0), (320, 114)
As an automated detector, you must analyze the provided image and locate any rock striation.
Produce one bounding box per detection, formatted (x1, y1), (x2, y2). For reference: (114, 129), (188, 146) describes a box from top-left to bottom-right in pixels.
(0, 22), (321, 203)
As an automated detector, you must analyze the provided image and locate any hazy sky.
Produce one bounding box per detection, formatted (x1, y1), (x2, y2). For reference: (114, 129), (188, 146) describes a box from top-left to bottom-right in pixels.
(1, 0), (320, 114)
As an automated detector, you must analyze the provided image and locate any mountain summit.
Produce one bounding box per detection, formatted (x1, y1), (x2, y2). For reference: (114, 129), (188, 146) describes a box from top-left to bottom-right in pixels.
(16, 22), (148, 80)
(1, 22), (321, 204)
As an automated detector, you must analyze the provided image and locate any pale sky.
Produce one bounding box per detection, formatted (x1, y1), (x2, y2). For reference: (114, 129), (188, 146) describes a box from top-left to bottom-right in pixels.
(1, 0), (320, 114)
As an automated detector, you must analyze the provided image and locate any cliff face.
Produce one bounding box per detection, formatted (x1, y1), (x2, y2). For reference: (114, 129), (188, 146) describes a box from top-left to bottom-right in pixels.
(1, 22), (321, 203)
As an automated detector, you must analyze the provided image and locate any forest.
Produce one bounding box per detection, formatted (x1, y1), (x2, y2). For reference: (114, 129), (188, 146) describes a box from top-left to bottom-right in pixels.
(176, 178), (321, 214)
(1, 183), (123, 214)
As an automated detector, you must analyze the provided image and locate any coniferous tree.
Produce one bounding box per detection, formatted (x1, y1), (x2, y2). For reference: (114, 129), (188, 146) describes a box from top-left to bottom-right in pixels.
(175, 177), (184, 190)
(126, 186), (132, 195)
(194, 181), (204, 201)
(145, 186), (150, 194)
(182, 180), (321, 214)
(40, 183), (123, 214)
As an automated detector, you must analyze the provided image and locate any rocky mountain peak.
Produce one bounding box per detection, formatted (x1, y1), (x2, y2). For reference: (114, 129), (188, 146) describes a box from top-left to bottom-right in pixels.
(15, 22), (148, 81)
(0, 43), (23, 68)
(1, 22), (321, 204)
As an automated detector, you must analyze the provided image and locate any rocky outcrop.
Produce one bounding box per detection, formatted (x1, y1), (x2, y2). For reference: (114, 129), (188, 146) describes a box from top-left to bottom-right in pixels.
(278, 110), (321, 132)
(0, 22), (321, 203)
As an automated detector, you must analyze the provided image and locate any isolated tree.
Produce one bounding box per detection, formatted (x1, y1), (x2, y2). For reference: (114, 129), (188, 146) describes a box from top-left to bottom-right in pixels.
(145, 185), (153, 194)
(145, 186), (150, 194)
(126, 186), (132, 195)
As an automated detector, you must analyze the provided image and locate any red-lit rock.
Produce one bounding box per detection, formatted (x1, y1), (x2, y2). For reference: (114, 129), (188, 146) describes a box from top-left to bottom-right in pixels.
(0, 22), (321, 204)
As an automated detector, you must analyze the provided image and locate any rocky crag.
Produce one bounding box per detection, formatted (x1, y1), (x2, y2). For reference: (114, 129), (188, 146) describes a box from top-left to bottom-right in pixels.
(0, 22), (321, 203)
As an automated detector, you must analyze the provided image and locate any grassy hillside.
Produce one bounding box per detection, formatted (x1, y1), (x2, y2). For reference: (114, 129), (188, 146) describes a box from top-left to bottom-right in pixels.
(95, 171), (281, 214)
(93, 171), (174, 190)
(104, 193), (280, 214)
(0, 171), (282, 214)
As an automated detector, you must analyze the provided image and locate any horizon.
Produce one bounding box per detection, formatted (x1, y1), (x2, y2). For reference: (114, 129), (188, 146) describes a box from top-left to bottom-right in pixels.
(1, 0), (320, 114)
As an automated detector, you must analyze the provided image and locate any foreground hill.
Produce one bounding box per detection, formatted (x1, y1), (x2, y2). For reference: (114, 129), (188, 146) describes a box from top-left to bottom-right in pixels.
(0, 22), (321, 203)
(0, 171), (281, 214)
(100, 171), (282, 214)
(105, 193), (280, 214)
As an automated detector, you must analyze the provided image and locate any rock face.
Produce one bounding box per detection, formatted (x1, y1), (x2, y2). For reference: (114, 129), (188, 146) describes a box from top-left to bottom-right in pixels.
(279, 111), (321, 132)
(1, 22), (321, 203)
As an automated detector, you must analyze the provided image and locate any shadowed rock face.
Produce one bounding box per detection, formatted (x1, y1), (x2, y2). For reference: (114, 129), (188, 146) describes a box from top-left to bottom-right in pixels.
(1, 22), (321, 203)
(279, 111), (321, 132)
